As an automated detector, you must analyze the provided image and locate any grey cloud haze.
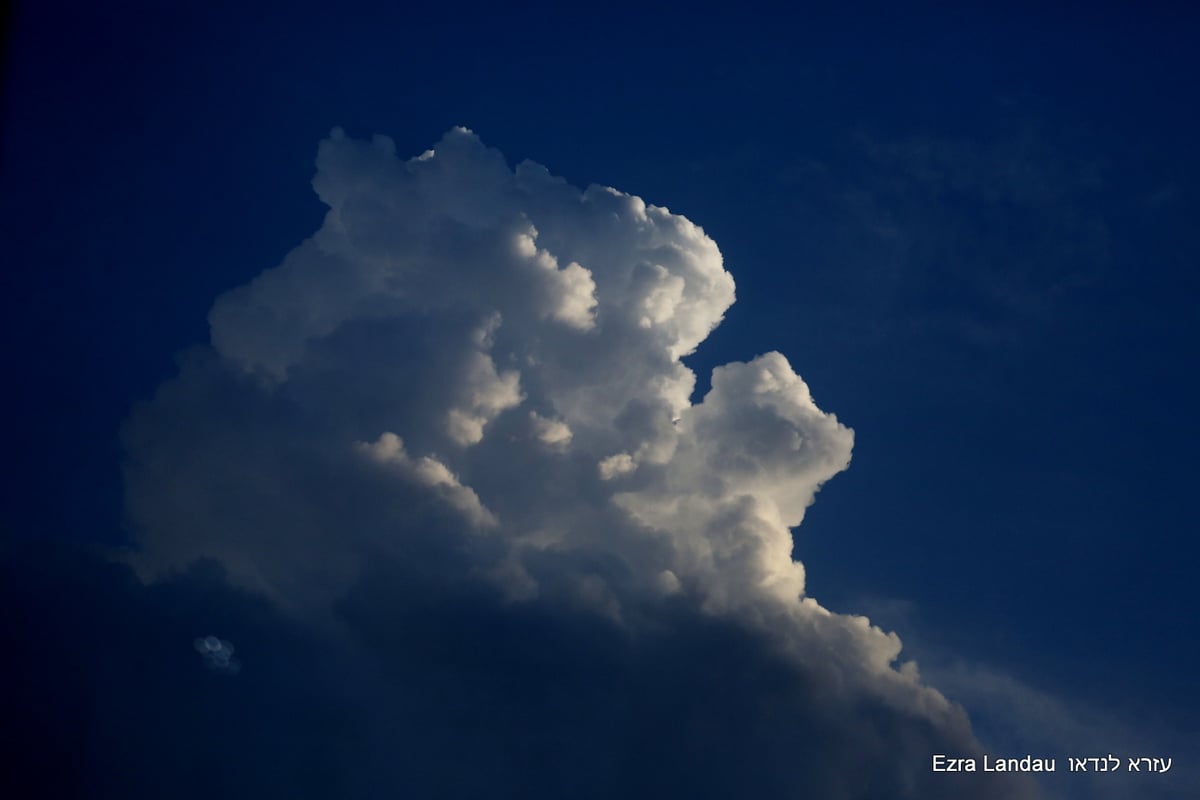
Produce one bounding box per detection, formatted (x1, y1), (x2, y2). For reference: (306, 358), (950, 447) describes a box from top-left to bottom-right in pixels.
(12, 128), (1040, 798)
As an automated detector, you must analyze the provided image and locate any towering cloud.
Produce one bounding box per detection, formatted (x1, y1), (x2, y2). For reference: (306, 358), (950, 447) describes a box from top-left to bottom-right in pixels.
(94, 128), (1041, 797)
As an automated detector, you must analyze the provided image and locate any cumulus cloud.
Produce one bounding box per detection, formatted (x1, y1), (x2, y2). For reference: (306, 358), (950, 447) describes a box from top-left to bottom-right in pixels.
(529, 411), (572, 448)
(597, 451), (636, 480)
(357, 432), (498, 528)
(103, 127), (1039, 797)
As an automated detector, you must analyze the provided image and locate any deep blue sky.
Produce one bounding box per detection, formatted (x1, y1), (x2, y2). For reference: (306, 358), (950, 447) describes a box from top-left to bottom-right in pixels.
(3, 0), (1198, 790)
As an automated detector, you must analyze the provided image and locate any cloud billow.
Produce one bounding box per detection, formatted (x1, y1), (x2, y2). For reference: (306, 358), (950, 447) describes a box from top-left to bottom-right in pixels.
(97, 127), (1038, 797)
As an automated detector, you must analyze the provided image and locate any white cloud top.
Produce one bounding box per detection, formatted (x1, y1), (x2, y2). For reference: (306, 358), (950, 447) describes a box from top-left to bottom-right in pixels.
(122, 127), (1008, 764)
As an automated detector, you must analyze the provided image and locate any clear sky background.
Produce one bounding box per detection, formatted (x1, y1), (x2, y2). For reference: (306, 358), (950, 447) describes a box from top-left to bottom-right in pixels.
(2, 3), (1197, 798)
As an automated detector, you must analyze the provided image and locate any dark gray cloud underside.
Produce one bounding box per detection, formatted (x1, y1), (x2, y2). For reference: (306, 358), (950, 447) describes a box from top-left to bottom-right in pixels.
(3, 541), (1033, 799)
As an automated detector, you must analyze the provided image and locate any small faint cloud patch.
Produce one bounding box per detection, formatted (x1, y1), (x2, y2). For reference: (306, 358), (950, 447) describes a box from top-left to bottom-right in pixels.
(193, 635), (241, 675)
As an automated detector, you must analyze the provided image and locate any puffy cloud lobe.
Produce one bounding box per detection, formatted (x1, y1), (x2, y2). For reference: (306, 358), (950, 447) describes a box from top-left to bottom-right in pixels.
(443, 344), (523, 446)
(516, 231), (599, 331)
(616, 353), (855, 611)
(598, 452), (636, 480)
(357, 432), (497, 529)
(529, 411), (572, 448)
(117, 128), (1038, 798)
